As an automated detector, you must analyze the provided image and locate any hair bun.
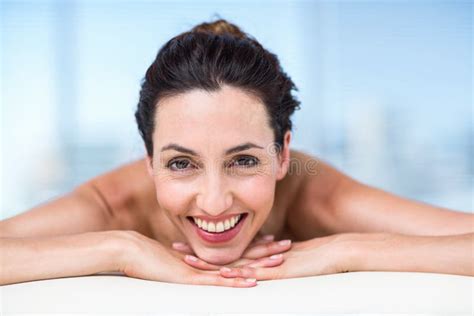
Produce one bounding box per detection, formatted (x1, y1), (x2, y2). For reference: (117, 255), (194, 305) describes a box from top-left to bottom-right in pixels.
(191, 19), (248, 40)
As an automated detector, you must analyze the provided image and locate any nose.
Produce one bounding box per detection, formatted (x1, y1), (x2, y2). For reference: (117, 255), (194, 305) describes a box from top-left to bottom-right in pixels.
(195, 170), (233, 216)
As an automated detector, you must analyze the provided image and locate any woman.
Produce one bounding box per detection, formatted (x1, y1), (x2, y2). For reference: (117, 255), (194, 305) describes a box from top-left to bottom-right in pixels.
(1, 19), (472, 287)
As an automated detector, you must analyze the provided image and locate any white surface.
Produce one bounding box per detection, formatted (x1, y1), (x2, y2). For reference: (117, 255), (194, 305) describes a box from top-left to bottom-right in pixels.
(1, 272), (472, 314)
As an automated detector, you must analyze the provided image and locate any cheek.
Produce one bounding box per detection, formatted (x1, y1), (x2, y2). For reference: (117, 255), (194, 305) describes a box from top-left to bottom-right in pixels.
(154, 175), (277, 215)
(154, 180), (194, 216)
(234, 176), (276, 213)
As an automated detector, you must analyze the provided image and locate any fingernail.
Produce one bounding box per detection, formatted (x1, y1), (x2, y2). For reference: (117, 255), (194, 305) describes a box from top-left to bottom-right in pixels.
(186, 255), (198, 262)
(278, 239), (291, 246)
(172, 242), (186, 248)
(263, 235), (274, 241)
(270, 253), (283, 260)
(220, 267), (232, 272)
(246, 278), (256, 283)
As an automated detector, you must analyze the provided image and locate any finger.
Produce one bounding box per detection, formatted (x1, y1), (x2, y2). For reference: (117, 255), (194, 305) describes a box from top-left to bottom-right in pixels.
(190, 270), (257, 288)
(171, 242), (194, 255)
(249, 234), (274, 247)
(222, 253), (278, 268)
(242, 239), (292, 260)
(219, 265), (283, 281)
(182, 254), (222, 271)
(243, 253), (284, 268)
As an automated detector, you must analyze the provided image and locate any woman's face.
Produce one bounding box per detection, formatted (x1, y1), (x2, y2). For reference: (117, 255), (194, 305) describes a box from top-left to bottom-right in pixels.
(146, 85), (291, 265)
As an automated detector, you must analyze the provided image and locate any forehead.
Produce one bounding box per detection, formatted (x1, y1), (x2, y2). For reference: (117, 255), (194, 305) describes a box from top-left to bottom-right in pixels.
(154, 85), (273, 145)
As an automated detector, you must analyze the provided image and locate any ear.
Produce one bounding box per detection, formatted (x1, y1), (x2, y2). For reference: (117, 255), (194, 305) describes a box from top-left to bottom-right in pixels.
(145, 154), (154, 178)
(276, 130), (292, 181)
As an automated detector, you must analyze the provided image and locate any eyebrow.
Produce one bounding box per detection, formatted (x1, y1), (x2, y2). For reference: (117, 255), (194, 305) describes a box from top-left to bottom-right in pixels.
(160, 142), (264, 156)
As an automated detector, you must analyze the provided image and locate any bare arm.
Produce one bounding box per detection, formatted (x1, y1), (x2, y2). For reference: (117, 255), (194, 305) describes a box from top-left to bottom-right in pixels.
(0, 158), (155, 285)
(330, 177), (473, 236)
(0, 182), (125, 285)
(289, 150), (473, 239)
(343, 232), (474, 276)
(0, 231), (125, 285)
(283, 151), (473, 277)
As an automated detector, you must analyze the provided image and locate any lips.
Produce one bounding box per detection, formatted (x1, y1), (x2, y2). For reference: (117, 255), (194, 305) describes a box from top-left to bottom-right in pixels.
(187, 213), (248, 243)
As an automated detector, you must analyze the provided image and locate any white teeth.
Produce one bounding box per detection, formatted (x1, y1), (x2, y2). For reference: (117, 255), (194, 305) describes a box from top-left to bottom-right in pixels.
(208, 222), (216, 232)
(216, 222), (224, 233)
(192, 214), (243, 233)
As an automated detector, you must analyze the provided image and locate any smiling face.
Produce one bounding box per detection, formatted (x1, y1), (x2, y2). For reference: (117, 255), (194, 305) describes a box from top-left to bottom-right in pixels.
(145, 85), (291, 265)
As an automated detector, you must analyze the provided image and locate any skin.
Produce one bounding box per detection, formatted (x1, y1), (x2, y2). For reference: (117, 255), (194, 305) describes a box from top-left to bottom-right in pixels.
(144, 85), (291, 265)
(138, 84), (474, 280)
(1, 85), (472, 286)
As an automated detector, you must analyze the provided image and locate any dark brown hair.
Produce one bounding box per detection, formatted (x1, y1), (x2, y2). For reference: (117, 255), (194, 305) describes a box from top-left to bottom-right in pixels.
(135, 18), (301, 158)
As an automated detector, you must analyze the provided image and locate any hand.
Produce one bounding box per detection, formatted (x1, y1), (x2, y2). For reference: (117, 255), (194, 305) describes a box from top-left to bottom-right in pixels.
(171, 233), (293, 271)
(217, 233), (353, 281)
(115, 230), (257, 287)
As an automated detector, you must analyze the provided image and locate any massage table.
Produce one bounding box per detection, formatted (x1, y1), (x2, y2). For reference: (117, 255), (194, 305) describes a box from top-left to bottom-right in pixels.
(2, 271), (472, 314)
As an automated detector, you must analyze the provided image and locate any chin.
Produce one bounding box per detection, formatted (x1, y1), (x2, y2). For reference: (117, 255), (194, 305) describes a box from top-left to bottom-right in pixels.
(196, 249), (242, 265)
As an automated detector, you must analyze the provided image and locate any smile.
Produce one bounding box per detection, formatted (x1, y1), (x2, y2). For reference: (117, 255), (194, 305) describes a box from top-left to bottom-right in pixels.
(186, 213), (248, 243)
(191, 214), (242, 233)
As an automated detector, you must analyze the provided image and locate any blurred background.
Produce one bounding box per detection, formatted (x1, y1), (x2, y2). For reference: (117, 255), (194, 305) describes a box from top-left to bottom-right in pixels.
(1, 0), (472, 220)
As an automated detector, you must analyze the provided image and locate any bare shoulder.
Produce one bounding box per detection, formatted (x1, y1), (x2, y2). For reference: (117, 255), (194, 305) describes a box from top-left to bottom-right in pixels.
(288, 149), (474, 237)
(284, 149), (347, 203)
(86, 157), (158, 236)
(291, 149), (348, 202)
(282, 149), (350, 240)
(0, 157), (158, 238)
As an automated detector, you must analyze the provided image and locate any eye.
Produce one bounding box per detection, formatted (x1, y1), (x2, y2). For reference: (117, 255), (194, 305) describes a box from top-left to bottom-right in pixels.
(230, 156), (259, 168)
(167, 158), (195, 172)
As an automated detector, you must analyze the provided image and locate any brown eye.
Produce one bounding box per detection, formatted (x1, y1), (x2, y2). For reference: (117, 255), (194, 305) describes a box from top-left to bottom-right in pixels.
(230, 156), (259, 168)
